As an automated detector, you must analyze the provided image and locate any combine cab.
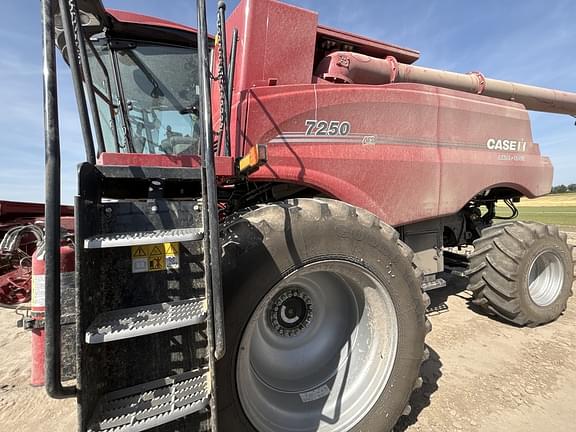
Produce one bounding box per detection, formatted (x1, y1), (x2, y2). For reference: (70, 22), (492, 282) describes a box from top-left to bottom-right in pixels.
(39, 0), (574, 431)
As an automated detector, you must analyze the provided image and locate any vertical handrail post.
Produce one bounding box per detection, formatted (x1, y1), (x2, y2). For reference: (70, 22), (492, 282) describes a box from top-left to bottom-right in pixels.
(70, 0), (106, 157)
(42, 0), (76, 399)
(197, 0), (226, 430)
(57, 0), (96, 164)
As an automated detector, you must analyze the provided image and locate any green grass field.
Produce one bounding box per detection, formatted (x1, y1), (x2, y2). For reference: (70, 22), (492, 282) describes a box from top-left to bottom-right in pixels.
(496, 193), (576, 227)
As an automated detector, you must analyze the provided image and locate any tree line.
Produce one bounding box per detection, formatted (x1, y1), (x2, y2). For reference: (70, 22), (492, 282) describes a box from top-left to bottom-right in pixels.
(551, 184), (576, 193)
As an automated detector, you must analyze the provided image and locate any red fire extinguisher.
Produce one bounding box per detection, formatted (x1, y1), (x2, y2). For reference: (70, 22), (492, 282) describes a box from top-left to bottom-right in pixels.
(30, 243), (75, 387)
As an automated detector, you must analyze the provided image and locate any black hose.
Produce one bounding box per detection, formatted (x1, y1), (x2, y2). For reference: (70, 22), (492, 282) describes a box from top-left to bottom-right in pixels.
(494, 199), (519, 220)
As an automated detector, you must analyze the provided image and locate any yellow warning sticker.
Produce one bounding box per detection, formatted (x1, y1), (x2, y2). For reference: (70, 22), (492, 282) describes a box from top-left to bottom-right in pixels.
(148, 245), (165, 272)
(164, 242), (180, 270)
(164, 242), (179, 255)
(132, 246), (148, 258)
(131, 243), (180, 273)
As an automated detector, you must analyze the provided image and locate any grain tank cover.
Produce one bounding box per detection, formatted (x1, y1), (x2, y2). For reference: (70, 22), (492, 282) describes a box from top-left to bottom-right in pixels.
(225, 0), (420, 90)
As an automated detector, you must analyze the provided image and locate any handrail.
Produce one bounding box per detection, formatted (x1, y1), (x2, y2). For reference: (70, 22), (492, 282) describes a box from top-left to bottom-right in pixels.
(42, 0), (76, 399)
(197, 5), (226, 432)
(198, 0), (226, 359)
(57, 0), (96, 164)
(198, 0), (226, 364)
(227, 28), (238, 115)
(70, 0), (106, 157)
(216, 1), (231, 157)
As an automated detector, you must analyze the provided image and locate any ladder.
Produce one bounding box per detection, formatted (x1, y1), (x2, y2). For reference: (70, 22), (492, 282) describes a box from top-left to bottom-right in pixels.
(41, 0), (225, 430)
(75, 164), (222, 432)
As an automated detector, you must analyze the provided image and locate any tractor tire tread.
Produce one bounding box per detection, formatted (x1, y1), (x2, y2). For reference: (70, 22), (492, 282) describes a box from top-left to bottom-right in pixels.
(221, 198), (430, 431)
(469, 221), (573, 326)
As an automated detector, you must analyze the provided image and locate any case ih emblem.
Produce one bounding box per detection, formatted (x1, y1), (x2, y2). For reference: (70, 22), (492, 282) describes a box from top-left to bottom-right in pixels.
(486, 138), (528, 152)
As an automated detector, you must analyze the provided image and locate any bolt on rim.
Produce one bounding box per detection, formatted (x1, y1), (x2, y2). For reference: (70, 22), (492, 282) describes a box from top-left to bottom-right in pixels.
(236, 260), (399, 432)
(527, 250), (565, 307)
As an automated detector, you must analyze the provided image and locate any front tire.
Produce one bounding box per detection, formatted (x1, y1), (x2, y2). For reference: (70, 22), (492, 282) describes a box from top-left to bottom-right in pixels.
(468, 221), (574, 326)
(217, 199), (430, 432)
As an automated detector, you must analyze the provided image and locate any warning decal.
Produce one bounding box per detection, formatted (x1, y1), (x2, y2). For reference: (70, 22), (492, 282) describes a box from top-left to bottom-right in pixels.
(148, 246), (165, 272)
(133, 247), (147, 257)
(131, 246), (148, 273)
(164, 242), (180, 270)
(131, 243), (180, 273)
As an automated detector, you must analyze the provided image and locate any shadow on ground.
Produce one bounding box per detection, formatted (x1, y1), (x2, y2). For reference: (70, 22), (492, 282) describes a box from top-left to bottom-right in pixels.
(394, 273), (469, 431)
(427, 273), (505, 324)
(393, 344), (443, 432)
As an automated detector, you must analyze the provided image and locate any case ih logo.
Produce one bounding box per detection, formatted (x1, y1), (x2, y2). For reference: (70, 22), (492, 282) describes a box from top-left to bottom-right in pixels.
(486, 138), (528, 152)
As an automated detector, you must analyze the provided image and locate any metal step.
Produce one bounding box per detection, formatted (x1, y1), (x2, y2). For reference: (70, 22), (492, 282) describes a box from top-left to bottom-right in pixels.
(422, 277), (447, 292)
(88, 368), (210, 432)
(84, 228), (203, 249)
(86, 298), (207, 344)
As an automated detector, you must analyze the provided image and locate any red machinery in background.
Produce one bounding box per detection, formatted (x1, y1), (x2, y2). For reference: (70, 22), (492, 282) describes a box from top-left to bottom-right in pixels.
(0, 200), (74, 386)
(0, 200), (73, 306)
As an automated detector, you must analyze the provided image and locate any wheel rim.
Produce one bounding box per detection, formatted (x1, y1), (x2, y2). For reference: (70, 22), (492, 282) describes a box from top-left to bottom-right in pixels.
(527, 250), (565, 307)
(236, 260), (399, 432)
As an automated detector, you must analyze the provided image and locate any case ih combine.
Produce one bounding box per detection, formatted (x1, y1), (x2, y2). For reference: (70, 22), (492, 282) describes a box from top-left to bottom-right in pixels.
(28, 0), (575, 431)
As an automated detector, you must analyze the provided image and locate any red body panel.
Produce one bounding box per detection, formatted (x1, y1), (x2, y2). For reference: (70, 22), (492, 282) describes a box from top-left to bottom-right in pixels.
(99, 0), (553, 227)
(98, 154), (235, 177)
(242, 83), (551, 226)
(222, 0), (552, 226)
(226, 0), (319, 90)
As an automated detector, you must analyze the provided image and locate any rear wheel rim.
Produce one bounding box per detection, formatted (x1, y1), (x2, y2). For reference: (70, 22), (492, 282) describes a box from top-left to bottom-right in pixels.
(236, 260), (399, 432)
(527, 250), (565, 307)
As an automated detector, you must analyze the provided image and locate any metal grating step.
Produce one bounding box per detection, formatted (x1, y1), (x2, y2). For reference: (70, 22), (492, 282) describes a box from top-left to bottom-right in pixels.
(84, 228), (203, 249)
(88, 368), (210, 432)
(422, 278), (447, 292)
(86, 298), (207, 344)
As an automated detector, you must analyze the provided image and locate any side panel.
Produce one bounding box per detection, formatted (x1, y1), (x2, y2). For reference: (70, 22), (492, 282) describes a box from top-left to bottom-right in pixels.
(435, 90), (553, 213)
(226, 0), (318, 90)
(243, 83), (553, 226)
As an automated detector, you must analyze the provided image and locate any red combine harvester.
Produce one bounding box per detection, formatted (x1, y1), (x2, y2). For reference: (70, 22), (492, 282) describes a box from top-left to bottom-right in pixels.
(37, 0), (574, 431)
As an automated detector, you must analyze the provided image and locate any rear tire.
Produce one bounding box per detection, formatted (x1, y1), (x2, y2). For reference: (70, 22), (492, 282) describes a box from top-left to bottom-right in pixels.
(468, 221), (574, 326)
(217, 198), (430, 432)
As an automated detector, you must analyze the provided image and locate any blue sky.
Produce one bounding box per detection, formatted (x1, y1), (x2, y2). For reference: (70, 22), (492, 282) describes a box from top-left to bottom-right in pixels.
(0, 0), (574, 204)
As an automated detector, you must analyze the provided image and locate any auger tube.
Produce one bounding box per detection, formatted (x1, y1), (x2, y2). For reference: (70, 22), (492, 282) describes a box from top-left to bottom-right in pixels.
(316, 51), (576, 116)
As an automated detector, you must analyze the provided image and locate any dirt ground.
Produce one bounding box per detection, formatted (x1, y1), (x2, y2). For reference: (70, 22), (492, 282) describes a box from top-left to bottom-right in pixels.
(0, 233), (574, 432)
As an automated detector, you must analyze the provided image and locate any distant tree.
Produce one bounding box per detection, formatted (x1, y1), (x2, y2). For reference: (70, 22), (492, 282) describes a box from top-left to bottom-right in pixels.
(568, 184), (576, 192)
(552, 184), (568, 193)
